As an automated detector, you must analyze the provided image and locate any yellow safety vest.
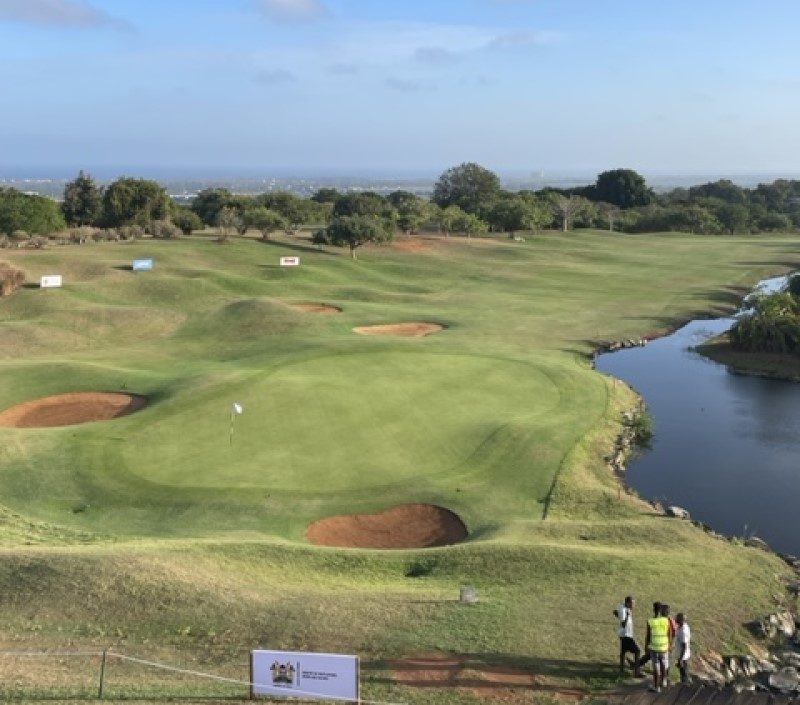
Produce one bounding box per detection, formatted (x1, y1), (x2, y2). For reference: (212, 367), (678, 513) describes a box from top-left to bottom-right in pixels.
(649, 616), (670, 652)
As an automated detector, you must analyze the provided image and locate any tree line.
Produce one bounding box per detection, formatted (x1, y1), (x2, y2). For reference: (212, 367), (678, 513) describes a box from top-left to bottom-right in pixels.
(1, 166), (800, 251)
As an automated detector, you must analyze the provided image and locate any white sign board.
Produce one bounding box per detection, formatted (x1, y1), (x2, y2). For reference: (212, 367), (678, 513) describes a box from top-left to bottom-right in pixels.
(40, 275), (62, 288)
(251, 650), (359, 701)
(132, 258), (154, 271)
(280, 256), (300, 267)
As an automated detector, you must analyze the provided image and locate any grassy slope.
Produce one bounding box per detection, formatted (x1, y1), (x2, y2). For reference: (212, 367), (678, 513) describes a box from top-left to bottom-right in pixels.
(0, 231), (797, 701)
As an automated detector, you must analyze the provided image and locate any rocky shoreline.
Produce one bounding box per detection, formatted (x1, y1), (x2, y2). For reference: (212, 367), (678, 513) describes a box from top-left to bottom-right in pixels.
(603, 381), (800, 695)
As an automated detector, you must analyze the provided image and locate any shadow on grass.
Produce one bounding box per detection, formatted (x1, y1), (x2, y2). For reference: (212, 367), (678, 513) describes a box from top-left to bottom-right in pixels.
(260, 239), (338, 256)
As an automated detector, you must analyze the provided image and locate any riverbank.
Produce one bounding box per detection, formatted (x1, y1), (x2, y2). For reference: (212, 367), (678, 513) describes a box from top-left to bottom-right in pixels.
(697, 334), (800, 382)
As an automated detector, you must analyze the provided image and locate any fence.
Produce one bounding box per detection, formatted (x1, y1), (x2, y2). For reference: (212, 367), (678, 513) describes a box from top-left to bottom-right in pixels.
(0, 648), (403, 703)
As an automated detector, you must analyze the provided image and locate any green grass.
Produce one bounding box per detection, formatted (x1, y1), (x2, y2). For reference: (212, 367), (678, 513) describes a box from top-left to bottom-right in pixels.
(0, 231), (798, 701)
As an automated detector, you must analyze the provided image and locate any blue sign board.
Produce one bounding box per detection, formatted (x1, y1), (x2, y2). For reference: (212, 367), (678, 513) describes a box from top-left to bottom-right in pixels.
(132, 258), (154, 271)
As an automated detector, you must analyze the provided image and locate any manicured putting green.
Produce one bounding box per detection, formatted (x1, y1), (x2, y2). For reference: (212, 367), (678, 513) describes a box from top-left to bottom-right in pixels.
(124, 352), (561, 492)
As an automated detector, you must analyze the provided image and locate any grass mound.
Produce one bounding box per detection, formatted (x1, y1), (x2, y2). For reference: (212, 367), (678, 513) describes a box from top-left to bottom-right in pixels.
(305, 503), (468, 548)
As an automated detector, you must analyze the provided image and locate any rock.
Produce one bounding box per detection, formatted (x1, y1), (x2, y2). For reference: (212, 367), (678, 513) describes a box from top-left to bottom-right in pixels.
(779, 652), (800, 669)
(746, 536), (771, 551)
(666, 505), (691, 519)
(733, 678), (757, 693)
(771, 610), (796, 638)
(768, 666), (800, 693)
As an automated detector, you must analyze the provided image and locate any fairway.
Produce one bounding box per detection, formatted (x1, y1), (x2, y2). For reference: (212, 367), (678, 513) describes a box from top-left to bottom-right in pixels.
(0, 231), (797, 701)
(0, 232), (797, 541)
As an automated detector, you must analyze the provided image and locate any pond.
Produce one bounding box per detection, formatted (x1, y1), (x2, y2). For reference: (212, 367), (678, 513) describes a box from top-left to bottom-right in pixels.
(596, 276), (800, 556)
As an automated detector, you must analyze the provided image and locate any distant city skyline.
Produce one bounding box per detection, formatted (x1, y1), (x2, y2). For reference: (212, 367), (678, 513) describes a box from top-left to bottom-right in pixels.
(1, 0), (799, 174)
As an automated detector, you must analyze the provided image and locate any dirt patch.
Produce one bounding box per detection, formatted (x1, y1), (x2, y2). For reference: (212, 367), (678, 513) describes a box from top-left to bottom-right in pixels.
(0, 392), (148, 428)
(353, 322), (444, 337)
(391, 237), (434, 253)
(290, 302), (342, 314)
(305, 503), (467, 549)
(391, 655), (586, 704)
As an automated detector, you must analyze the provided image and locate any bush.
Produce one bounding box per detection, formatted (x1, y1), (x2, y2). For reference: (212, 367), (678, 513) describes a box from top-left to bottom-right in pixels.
(10, 230), (28, 242)
(149, 219), (182, 239)
(0, 262), (24, 296)
(788, 274), (800, 297)
(118, 224), (144, 241)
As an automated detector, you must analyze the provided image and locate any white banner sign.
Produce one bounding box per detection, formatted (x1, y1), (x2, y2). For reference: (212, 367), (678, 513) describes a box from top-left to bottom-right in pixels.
(251, 650), (359, 701)
(40, 275), (62, 288)
(280, 256), (300, 267)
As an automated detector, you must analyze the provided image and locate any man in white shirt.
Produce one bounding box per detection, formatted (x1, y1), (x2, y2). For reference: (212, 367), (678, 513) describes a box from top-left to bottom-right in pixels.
(675, 613), (691, 684)
(615, 596), (644, 678)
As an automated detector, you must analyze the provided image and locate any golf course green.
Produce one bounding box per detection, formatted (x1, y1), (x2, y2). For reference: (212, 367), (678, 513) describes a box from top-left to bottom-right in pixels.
(0, 230), (796, 701)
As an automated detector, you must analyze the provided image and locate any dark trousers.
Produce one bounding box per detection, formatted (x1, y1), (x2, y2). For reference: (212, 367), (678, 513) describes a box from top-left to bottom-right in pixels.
(619, 637), (642, 672)
(678, 660), (690, 683)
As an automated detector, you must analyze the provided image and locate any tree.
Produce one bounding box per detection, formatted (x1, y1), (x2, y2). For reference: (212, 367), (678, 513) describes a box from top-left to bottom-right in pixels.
(326, 215), (393, 259)
(596, 202), (621, 231)
(388, 191), (427, 235)
(62, 170), (102, 226)
(714, 203), (750, 234)
(215, 207), (242, 243)
(244, 207), (289, 240)
(0, 188), (66, 235)
(172, 208), (204, 235)
(756, 212), (792, 232)
(592, 169), (654, 208)
(432, 204), (465, 237)
(452, 211), (489, 238)
(550, 194), (588, 232)
(333, 192), (390, 218)
(102, 178), (170, 227)
(310, 188), (339, 204)
(487, 197), (537, 236)
(688, 179), (747, 204)
(191, 188), (247, 225)
(432, 162), (501, 214)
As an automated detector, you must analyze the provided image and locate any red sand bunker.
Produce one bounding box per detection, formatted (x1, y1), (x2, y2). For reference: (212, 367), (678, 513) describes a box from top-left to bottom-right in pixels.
(0, 392), (148, 428)
(353, 322), (444, 337)
(306, 503), (467, 549)
(291, 302), (342, 314)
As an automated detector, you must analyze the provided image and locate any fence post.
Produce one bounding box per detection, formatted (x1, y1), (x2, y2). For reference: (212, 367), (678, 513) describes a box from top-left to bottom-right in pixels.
(98, 648), (108, 699)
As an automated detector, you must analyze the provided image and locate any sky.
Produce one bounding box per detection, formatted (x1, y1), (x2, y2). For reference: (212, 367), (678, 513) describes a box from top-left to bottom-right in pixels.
(1, 0), (800, 177)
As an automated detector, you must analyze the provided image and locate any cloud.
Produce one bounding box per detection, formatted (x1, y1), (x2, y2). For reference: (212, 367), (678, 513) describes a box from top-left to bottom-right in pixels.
(257, 0), (328, 23)
(254, 69), (297, 85)
(385, 77), (424, 93)
(0, 0), (131, 29)
(414, 47), (458, 66)
(329, 62), (359, 75)
(485, 29), (564, 49)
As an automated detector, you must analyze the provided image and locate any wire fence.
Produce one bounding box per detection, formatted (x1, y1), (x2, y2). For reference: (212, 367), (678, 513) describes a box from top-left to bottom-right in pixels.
(0, 649), (402, 704)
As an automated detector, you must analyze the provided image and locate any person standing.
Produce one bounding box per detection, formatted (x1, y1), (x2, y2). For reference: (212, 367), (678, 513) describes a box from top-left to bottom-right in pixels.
(615, 596), (644, 678)
(675, 613), (691, 684)
(645, 602), (670, 692)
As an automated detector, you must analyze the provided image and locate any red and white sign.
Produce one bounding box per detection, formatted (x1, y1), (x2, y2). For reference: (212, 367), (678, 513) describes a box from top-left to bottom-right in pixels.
(40, 275), (63, 288)
(280, 257), (300, 267)
(251, 650), (359, 701)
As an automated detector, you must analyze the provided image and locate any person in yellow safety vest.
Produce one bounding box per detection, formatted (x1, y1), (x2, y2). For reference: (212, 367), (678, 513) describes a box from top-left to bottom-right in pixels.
(645, 602), (670, 693)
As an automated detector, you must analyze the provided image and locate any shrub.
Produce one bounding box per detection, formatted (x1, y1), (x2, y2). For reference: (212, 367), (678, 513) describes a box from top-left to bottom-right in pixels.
(10, 230), (28, 242)
(118, 224), (144, 241)
(0, 262), (25, 296)
(149, 219), (182, 239)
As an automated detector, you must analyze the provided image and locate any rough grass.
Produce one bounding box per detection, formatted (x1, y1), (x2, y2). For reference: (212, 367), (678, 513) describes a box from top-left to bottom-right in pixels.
(0, 231), (797, 701)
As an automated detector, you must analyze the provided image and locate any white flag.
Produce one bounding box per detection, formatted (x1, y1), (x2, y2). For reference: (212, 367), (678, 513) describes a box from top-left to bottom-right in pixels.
(232, 403), (243, 415)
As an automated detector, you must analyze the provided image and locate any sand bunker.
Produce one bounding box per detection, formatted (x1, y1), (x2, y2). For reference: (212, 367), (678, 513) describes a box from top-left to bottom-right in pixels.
(291, 302), (342, 314)
(0, 392), (147, 428)
(353, 322), (444, 337)
(306, 503), (467, 549)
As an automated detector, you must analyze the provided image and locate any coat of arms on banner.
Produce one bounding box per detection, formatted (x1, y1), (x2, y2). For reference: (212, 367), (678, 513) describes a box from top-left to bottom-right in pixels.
(270, 661), (296, 686)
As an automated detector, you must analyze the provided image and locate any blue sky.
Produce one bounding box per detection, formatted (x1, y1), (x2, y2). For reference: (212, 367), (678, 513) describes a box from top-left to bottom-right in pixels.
(1, 0), (799, 176)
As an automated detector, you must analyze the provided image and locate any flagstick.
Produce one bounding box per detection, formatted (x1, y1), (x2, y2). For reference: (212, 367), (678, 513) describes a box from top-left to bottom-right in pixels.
(229, 410), (235, 446)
